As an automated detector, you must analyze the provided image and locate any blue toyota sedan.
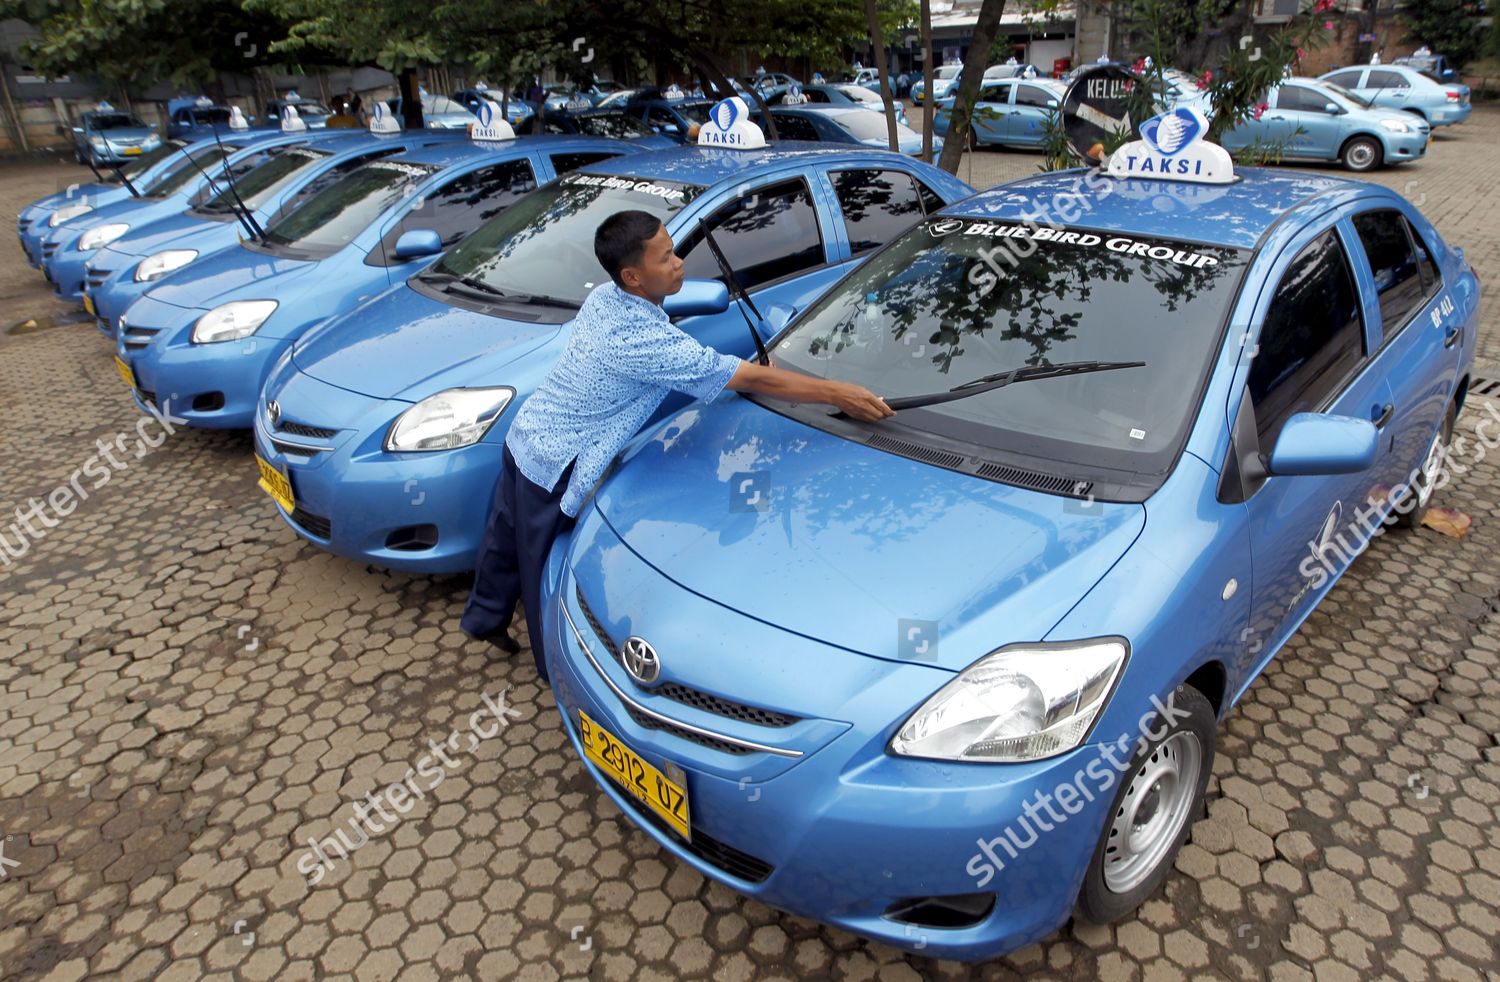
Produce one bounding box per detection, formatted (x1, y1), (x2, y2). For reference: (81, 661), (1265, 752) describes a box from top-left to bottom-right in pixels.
(933, 78), (1067, 150)
(112, 135), (639, 431)
(1219, 78), (1430, 171)
(539, 118), (1478, 961)
(1319, 64), (1471, 128)
(84, 123), (464, 330)
(71, 106), (162, 165)
(253, 139), (972, 571)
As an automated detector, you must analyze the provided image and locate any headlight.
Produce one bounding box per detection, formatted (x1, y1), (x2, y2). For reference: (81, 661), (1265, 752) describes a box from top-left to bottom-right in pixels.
(77, 223), (129, 251)
(49, 204), (92, 227)
(91, 137), (109, 149)
(135, 249), (198, 282)
(385, 387), (514, 452)
(1379, 118), (1411, 133)
(890, 638), (1127, 762)
(191, 299), (278, 344)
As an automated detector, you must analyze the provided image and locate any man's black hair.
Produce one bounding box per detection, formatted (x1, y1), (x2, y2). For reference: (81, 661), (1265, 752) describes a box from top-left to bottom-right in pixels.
(595, 210), (663, 287)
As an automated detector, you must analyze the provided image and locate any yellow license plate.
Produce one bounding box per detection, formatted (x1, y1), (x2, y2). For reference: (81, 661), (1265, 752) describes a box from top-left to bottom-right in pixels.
(83, 292), (95, 315)
(255, 454), (295, 514)
(578, 709), (690, 838)
(114, 354), (135, 389)
(123, 147), (142, 155)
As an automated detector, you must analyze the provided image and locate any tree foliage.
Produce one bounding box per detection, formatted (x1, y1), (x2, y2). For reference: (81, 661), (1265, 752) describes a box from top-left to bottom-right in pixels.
(1398, 0), (1484, 69)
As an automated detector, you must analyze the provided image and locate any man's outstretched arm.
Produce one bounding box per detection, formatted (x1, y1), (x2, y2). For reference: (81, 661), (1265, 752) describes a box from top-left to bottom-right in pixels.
(726, 361), (893, 423)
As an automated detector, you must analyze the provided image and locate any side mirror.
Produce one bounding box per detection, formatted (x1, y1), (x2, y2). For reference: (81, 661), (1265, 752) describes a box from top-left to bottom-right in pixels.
(1324, 102), (1344, 114)
(662, 122), (681, 134)
(662, 278), (731, 317)
(393, 228), (443, 260)
(1047, 99), (1060, 108)
(1267, 413), (1377, 477)
(766, 302), (797, 333)
(72, 126), (83, 133)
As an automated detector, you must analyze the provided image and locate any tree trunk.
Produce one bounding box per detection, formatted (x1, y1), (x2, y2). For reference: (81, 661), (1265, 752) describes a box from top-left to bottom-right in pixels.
(863, 0), (901, 151)
(920, 0), (934, 162)
(398, 67), (423, 130)
(937, 0), (1008, 174)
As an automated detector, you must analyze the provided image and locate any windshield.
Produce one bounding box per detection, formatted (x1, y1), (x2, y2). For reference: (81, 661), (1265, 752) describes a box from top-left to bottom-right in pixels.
(837, 85), (882, 103)
(197, 148), (328, 213)
(936, 66), (962, 80)
(771, 217), (1249, 479)
(423, 96), (470, 116)
(111, 140), (184, 181)
(673, 102), (713, 124)
(191, 108), (231, 125)
(94, 113), (145, 130)
(143, 145), (233, 198)
(260, 160), (436, 257)
(573, 112), (654, 138)
(277, 100), (332, 116)
(430, 172), (701, 309)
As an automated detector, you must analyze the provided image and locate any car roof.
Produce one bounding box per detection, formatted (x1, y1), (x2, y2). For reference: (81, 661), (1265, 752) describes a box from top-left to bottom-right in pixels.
(383, 134), (629, 167)
(942, 167), (1368, 251)
(580, 143), (912, 185)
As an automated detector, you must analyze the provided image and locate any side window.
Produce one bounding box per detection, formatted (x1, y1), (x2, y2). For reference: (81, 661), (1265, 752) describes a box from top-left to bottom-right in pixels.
(830, 169), (926, 255)
(1367, 70), (1410, 90)
(1409, 222), (1441, 293)
(676, 179), (825, 291)
(977, 82), (1011, 105)
(1249, 232), (1365, 445)
(1351, 210), (1426, 336)
(549, 151), (618, 176)
(375, 160), (537, 264)
(767, 113), (820, 141)
(806, 89), (832, 104)
(1015, 85), (1056, 108)
(1325, 70), (1364, 89)
(647, 108), (682, 134)
(1276, 87), (1323, 112)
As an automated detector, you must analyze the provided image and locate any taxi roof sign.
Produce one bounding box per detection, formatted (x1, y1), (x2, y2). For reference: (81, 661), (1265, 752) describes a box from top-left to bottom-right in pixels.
(470, 100), (516, 142)
(370, 102), (400, 135)
(280, 105), (308, 132)
(228, 106), (250, 131)
(1105, 106), (1235, 185)
(697, 96), (766, 150)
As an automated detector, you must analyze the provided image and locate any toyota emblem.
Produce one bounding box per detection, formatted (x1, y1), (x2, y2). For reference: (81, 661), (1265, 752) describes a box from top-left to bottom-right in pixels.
(267, 400), (281, 427)
(620, 636), (661, 686)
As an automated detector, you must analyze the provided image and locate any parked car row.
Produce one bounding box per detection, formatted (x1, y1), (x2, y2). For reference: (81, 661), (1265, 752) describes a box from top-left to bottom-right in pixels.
(18, 97), (1478, 962)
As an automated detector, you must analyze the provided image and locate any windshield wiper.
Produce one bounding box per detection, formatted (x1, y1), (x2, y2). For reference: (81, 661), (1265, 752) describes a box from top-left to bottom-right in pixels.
(417, 270), (578, 308)
(843, 360), (1146, 416)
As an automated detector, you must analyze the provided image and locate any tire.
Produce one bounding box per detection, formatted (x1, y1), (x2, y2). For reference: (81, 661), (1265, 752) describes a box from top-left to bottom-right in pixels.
(966, 125), (980, 151)
(1340, 135), (1382, 172)
(1076, 684), (1215, 924)
(1393, 401), (1456, 529)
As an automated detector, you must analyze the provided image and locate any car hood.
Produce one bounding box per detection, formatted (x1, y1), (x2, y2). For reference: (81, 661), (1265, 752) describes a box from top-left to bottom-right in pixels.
(110, 210), (231, 259)
(145, 243), (314, 308)
(292, 285), (563, 400)
(98, 127), (157, 143)
(591, 398), (1146, 671)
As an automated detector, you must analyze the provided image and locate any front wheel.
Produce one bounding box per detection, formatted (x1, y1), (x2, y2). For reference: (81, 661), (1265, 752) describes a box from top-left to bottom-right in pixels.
(1393, 402), (1456, 529)
(1076, 684), (1215, 924)
(1340, 135), (1382, 172)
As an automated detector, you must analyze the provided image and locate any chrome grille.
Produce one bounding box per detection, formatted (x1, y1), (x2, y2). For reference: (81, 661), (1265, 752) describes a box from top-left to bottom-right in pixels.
(42, 241), (58, 258)
(623, 706), (755, 756)
(575, 586), (799, 728)
(121, 324), (160, 352)
(85, 267), (112, 290)
(278, 420), (337, 439)
(270, 438), (327, 457)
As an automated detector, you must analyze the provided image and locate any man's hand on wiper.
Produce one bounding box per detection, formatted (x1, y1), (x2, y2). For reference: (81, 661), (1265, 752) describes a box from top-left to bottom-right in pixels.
(831, 359), (1145, 419)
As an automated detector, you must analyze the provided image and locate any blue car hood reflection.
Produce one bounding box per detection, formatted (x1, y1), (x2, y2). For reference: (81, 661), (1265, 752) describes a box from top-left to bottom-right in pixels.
(292, 286), (562, 400)
(591, 398), (1147, 670)
(145, 244), (314, 309)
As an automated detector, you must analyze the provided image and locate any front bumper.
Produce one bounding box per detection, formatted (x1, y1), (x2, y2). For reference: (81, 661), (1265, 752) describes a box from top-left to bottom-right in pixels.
(251, 372), (504, 573)
(1383, 131), (1429, 163)
(86, 255), (150, 338)
(543, 534), (1112, 962)
(44, 246), (93, 303)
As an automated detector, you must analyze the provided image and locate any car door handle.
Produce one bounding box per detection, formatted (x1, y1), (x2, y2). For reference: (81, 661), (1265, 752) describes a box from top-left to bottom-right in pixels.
(1444, 324), (1461, 348)
(1372, 403), (1395, 429)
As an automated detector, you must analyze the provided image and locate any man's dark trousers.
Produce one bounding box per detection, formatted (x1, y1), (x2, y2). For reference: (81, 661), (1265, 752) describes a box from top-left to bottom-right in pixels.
(461, 444), (575, 681)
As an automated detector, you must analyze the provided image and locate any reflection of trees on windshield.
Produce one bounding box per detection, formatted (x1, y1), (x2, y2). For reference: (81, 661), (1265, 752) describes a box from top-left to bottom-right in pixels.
(802, 227), (1234, 378)
(264, 166), (423, 250)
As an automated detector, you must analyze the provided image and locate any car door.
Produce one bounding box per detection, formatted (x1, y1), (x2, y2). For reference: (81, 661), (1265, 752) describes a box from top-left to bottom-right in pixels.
(369, 158), (539, 276)
(1365, 69), (1412, 112)
(1272, 84), (1344, 158)
(1238, 221), (1396, 673)
(1346, 206), (1459, 487)
(970, 81), (1011, 144)
(1010, 83), (1060, 145)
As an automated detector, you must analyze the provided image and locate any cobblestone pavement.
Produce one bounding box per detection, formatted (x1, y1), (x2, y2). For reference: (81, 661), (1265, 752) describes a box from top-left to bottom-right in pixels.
(1, 112), (1498, 982)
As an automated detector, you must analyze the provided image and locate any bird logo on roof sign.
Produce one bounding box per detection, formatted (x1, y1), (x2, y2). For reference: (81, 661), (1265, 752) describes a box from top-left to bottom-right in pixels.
(1106, 105), (1235, 185)
(698, 96), (766, 149)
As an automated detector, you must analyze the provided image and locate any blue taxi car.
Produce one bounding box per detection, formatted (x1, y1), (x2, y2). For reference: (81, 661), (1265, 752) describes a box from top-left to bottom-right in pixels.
(1319, 64), (1471, 128)
(1219, 78), (1430, 172)
(539, 111), (1478, 961)
(17, 139), (190, 267)
(71, 106), (162, 165)
(253, 116), (972, 572)
(113, 134), (639, 431)
(84, 118), (462, 330)
(39, 125), (301, 299)
(933, 78), (1067, 149)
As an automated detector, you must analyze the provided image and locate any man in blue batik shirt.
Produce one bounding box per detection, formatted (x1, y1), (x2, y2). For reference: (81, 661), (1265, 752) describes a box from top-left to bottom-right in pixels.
(461, 209), (893, 680)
